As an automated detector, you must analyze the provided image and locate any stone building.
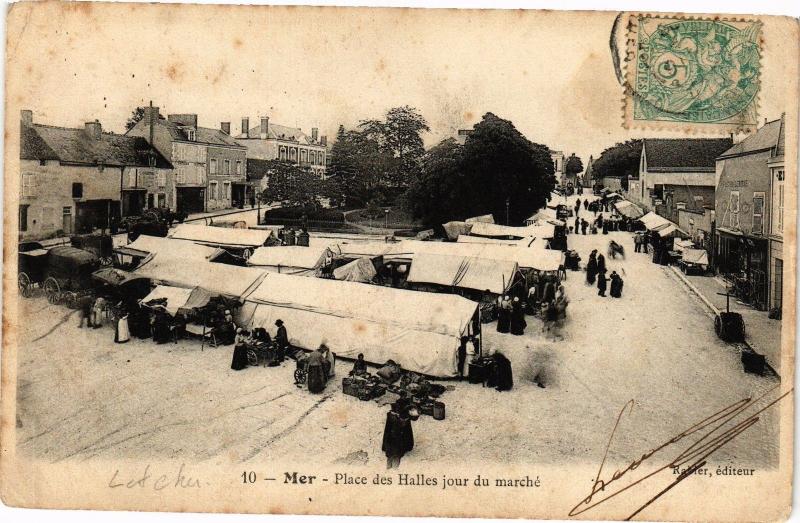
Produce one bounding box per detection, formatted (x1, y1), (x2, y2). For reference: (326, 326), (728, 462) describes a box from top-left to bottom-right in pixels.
(19, 110), (172, 240)
(127, 106), (247, 214)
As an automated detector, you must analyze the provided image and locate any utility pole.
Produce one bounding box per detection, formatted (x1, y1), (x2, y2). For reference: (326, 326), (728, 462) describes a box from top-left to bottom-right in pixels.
(506, 197), (510, 225)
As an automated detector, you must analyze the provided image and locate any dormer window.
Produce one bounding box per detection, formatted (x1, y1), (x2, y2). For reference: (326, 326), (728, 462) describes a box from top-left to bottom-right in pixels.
(186, 129), (196, 141)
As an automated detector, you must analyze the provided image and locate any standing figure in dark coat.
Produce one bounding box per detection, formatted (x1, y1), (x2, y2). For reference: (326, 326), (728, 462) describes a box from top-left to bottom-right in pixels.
(231, 328), (249, 370)
(152, 312), (172, 344)
(574, 217), (580, 235)
(128, 302), (151, 339)
(602, 219), (609, 234)
(509, 297), (527, 335)
(581, 219), (588, 235)
(586, 250), (598, 284)
(584, 199), (589, 210)
(491, 352), (514, 391)
(496, 295), (512, 333)
(78, 295), (94, 328)
(610, 271), (624, 298)
(575, 198), (581, 215)
(597, 253), (607, 274)
(306, 348), (327, 393)
(274, 319), (289, 361)
(597, 270), (608, 297)
(382, 392), (415, 469)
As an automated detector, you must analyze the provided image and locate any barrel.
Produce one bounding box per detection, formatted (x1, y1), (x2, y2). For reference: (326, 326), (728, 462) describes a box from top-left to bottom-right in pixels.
(432, 401), (446, 420)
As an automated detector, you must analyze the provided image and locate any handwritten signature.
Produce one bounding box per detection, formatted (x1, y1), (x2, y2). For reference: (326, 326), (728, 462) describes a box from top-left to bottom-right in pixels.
(569, 385), (792, 520)
(109, 463), (202, 491)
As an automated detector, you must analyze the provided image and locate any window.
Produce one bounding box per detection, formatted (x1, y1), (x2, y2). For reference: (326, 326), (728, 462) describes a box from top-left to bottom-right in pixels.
(210, 159), (217, 174)
(223, 181), (231, 200)
(128, 169), (137, 188)
(209, 181), (218, 200)
(236, 160), (242, 175)
(729, 191), (739, 228)
(752, 192), (764, 234)
(22, 174), (36, 197)
(176, 166), (186, 184)
(186, 129), (196, 141)
(19, 205), (28, 232)
(778, 183), (784, 233)
(300, 149), (308, 164)
(72, 182), (83, 199)
(279, 147), (287, 161)
(158, 193), (166, 208)
(290, 148), (297, 162)
(224, 159), (230, 175)
(157, 171), (166, 188)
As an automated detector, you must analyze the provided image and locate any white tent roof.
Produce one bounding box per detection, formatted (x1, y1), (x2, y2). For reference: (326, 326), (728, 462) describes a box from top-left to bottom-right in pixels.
(406, 252), (517, 294)
(640, 212), (670, 230)
(241, 273), (478, 376)
(456, 235), (546, 248)
(332, 257), (377, 282)
(169, 223), (273, 248)
(123, 235), (222, 261)
(465, 214), (495, 224)
(142, 285), (194, 316)
(133, 256), (266, 299)
(681, 248), (709, 266)
(247, 246), (332, 274)
(391, 240), (563, 271)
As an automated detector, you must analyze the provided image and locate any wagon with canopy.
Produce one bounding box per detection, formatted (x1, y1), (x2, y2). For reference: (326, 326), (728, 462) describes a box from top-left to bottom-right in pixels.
(18, 244), (101, 305)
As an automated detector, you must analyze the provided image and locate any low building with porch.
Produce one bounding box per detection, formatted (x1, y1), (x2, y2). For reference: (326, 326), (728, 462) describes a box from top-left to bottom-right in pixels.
(19, 110), (172, 240)
(714, 117), (784, 311)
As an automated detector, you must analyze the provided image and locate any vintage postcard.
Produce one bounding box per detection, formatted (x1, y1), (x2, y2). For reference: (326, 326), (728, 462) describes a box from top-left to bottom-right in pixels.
(1, 2), (797, 521)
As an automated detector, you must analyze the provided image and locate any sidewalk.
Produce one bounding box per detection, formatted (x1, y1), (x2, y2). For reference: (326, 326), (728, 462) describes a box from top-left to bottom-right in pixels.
(678, 269), (781, 369)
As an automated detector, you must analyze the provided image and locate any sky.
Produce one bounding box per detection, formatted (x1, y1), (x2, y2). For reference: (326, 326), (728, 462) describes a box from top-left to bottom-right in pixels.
(5, 3), (792, 168)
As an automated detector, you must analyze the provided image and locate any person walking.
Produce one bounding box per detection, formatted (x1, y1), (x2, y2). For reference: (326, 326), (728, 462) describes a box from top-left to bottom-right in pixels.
(274, 319), (289, 361)
(583, 199), (589, 210)
(596, 253), (606, 275)
(581, 218), (588, 235)
(574, 216), (580, 235)
(633, 233), (641, 253)
(114, 312), (130, 344)
(586, 250), (598, 285)
(597, 269), (608, 297)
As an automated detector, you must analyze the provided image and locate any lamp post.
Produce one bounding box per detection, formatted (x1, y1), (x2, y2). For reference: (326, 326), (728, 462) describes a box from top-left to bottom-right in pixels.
(256, 192), (261, 225)
(505, 197), (510, 225)
(384, 208), (389, 229)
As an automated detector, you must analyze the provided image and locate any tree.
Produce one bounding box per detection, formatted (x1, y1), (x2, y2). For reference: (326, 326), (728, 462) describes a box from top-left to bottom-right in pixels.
(592, 139), (643, 191)
(403, 113), (556, 227)
(260, 160), (324, 208)
(327, 126), (395, 207)
(359, 105), (429, 189)
(565, 153), (583, 176)
(125, 107), (146, 131)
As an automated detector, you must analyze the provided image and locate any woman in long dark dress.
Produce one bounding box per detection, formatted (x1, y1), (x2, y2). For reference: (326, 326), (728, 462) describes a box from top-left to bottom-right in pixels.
(306, 349), (327, 393)
(492, 352), (513, 391)
(382, 393), (415, 469)
(586, 251), (598, 284)
(152, 312), (172, 344)
(610, 271), (624, 298)
(509, 297), (526, 335)
(597, 270), (608, 297)
(231, 328), (249, 370)
(496, 295), (511, 333)
(597, 253), (607, 274)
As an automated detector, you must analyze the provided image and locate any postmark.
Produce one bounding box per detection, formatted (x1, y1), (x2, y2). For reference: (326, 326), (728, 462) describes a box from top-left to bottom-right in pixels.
(623, 14), (762, 131)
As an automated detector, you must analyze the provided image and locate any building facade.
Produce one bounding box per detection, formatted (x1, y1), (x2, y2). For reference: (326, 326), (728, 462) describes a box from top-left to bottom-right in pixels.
(235, 116), (328, 182)
(549, 150), (565, 185)
(127, 107), (247, 214)
(713, 117), (783, 311)
(768, 119), (785, 312)
(633, 138), (733, 218)
(19, 110), (172, 240)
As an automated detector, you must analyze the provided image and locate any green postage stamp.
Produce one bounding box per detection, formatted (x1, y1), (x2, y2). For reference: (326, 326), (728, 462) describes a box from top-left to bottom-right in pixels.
(625, 15), (762, 130)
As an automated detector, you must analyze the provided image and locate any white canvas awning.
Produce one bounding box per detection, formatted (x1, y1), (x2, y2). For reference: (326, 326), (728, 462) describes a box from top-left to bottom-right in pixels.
(681, 248), (709, 267)
(406, 252), (518, 294)
(332, 257), (377, 282)
(468, 221), (553, 239)
(240, 273), (479, 377)
(120, 235), (222, 261)
(391, 240), (562, 271)
(142, 285), (194, 315)
(169, 223), (273, 249)
(247, 246), (333, 275)
(465, 214), (495, 224)
(441, 221), (473, 240)
(133, 255), (266, 299)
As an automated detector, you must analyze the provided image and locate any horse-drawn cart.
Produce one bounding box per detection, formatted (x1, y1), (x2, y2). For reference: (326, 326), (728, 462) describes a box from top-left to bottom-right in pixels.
(18, 243), (100, 305)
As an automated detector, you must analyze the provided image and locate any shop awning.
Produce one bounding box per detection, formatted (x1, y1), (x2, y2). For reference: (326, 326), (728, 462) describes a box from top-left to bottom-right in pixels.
(133, 255), (266, 299)
(681, 249), (709, 267)
(142, 285), (213, 316)
(247, 245), (333, 275)
(406, 252), (518, 294)
(169, 223), (273, 249)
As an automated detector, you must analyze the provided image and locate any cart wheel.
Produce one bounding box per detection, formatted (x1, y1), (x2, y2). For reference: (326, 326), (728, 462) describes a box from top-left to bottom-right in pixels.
(18, 272), (32, 298)
(247, 350), (259, 367)
(100, 256), (113, 266)
(294, 368), (307, 384)
(44, 277), (61, 304)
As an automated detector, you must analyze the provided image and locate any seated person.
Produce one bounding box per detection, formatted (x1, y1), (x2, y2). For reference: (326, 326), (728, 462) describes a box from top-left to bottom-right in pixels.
(351, 353), (369, 376)
(377, 359), (402, 384)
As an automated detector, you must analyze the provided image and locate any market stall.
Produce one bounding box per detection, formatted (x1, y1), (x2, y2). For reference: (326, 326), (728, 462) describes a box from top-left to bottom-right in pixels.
(247, 245), (335, 276)
(405, 252), (520, 297)
(169, 223), (273, 259)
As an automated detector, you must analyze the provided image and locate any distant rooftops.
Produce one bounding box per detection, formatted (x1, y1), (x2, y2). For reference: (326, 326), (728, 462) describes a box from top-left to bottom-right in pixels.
(644, 138), (733, 173)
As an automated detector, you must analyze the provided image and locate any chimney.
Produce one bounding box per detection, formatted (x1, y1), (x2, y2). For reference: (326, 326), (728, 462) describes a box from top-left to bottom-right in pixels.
(221, 122), (231, 135)
(85, 120), (102, 140)
(242, 117), (250, 138)
(260, 116), (269, 139)
(320, 135), (327, 146)
(20, 109), (33, 126)
(311, 127), (319, 142)
(144, 102), (159, 144)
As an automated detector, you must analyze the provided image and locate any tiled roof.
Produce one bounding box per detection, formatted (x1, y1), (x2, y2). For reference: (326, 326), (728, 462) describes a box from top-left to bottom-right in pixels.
(160, 118), (242, 147)
(237, 122), (317, 145)
(719, 118), (782, 158)
(644, 138), (733, 172)
(21, 122), (172, 168)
